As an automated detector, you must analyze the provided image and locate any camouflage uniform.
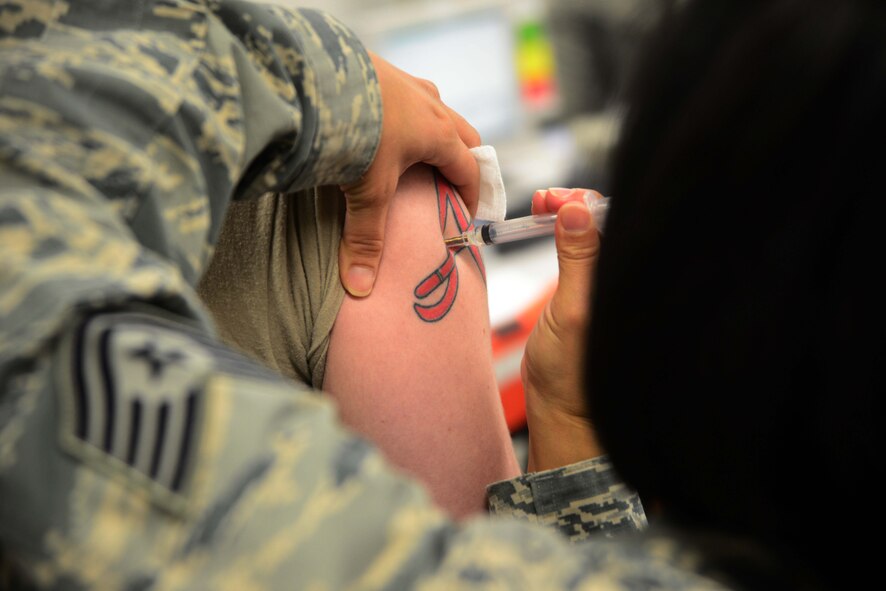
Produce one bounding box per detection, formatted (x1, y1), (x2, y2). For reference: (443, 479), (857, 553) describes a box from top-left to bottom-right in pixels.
(0, 1), (727, 589)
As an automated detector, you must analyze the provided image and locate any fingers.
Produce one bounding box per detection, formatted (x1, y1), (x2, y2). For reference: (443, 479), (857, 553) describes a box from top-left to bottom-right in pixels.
(519, 199), (603, 469)
(531, 189), (548, 215)
(432, 141), (480, 216)
(549, 202), (600, 329)
(417, 101), (480, 215)
(546, 188), (578, 213)
(532, 188), (604, 214)
(444, 103), (482, 148)
(338, 180), (393, 297)
(341, 51), (482, 296)
(418, 75), (481, 148)
(414, 80), (480, 214)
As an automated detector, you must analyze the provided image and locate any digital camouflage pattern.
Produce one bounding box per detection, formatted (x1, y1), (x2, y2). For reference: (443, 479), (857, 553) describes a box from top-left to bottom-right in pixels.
(486, 456), (648, 541)
(1, 1), (728, 589)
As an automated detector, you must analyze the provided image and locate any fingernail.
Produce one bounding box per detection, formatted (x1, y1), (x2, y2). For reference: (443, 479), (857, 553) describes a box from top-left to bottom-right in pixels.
(560, 204), (591, 233)
(345, 265), (375, 297)
(549, 187), (572, 198)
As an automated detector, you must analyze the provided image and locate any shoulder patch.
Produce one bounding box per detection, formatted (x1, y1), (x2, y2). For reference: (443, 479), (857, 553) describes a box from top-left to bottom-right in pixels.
(56, 310), (214, 514)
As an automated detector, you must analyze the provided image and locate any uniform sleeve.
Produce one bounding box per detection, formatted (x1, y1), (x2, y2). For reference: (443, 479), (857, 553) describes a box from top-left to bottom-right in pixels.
(0, 0), (380, 289)
(0, 0), (381, 452)
(487, 456), (648, 541)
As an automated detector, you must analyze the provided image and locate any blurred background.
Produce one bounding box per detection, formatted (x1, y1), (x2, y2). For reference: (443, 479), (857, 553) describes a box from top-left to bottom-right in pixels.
(273, 0), (666, 440)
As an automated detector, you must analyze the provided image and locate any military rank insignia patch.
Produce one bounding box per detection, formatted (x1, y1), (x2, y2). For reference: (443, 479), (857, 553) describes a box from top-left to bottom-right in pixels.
(56, 310), (213, 513)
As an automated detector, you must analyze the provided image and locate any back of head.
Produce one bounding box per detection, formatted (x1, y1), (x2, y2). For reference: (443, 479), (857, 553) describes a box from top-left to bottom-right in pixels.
(588, 0), (884, 587)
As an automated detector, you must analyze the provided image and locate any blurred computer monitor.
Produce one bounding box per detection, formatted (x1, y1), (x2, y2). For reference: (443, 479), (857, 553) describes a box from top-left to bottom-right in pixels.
(371, 4), (523, 142)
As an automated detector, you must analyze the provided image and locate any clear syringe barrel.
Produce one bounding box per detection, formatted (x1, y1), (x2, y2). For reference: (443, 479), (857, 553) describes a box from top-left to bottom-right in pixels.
(486, 214), (557, 244)
(445, 194), (608, 249)
(486, 195), (608, 246)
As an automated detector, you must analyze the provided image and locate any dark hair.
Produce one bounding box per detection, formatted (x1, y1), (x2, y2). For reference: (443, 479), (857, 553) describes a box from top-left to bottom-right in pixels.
(587, 0), (884, 587)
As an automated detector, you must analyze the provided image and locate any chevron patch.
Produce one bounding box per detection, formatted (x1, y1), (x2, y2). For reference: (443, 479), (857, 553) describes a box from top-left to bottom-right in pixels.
(57, 311), (213, 511)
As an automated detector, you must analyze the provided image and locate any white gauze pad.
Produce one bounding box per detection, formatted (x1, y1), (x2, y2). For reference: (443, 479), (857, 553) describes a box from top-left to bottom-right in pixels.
(470, 145), (507, 222)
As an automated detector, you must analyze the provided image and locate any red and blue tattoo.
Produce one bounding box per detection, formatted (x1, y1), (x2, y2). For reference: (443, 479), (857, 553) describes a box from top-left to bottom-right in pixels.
(413, 170), (486, 322)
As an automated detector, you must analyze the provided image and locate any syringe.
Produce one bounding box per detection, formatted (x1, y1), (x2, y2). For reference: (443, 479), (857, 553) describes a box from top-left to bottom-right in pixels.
(445, 194), (609, 249)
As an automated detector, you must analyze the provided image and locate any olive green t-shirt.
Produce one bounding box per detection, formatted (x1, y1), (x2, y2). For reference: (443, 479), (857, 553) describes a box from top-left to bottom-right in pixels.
(198, 188), (346, 389)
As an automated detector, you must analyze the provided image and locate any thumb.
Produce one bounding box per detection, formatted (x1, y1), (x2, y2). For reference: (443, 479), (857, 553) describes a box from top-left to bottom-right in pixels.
(550, 202), (600, 326)
(339, 186), (391, 297)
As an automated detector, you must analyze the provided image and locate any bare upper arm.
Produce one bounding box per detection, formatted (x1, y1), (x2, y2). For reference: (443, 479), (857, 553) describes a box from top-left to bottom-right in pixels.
(323, 164), (520, 518)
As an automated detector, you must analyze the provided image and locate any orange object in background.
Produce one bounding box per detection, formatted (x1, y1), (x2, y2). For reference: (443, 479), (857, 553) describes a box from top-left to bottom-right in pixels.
(491, 282), (557, 432)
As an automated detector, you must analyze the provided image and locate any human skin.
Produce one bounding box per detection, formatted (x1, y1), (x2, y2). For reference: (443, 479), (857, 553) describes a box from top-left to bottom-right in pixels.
(524, 188), (606, 472)
(339, 51), (482, 298)
(324, 164), (520, 519)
